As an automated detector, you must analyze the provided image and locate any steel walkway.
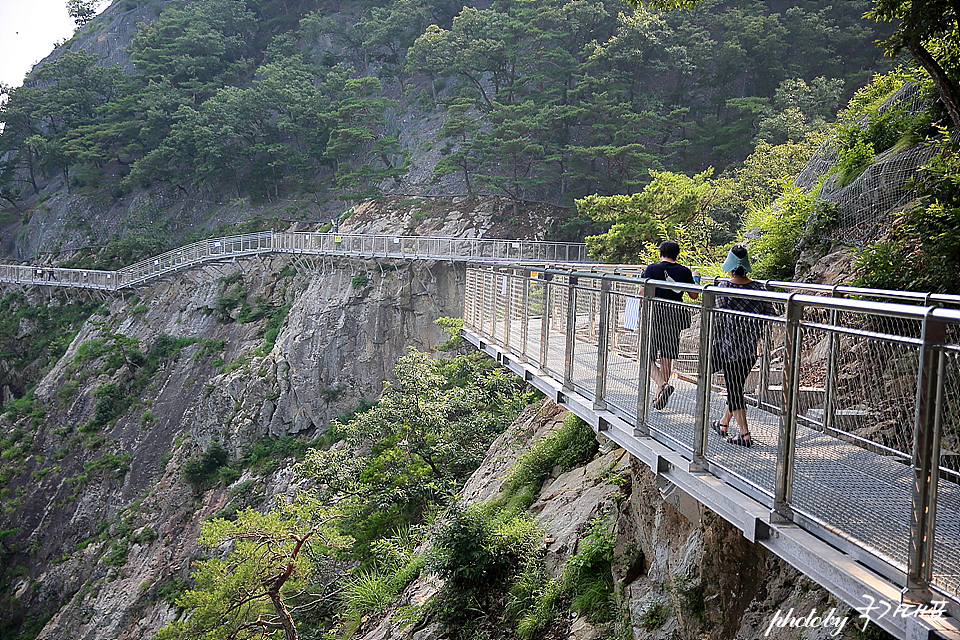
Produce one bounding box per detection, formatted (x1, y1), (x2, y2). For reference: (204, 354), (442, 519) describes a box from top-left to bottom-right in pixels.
(463, 264), (960, 640)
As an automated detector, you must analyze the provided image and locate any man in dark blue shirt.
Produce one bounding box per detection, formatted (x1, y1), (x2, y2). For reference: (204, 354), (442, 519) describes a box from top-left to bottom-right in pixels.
(641, 240), (698, 410)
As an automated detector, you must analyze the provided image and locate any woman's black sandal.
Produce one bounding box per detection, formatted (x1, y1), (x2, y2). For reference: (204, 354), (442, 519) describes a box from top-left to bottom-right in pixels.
(711, 420), (729, 437)
(727, 433), (753, 447)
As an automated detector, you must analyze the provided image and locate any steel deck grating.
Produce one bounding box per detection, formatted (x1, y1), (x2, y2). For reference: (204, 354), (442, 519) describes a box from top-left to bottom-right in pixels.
(482, 317), (960, 601)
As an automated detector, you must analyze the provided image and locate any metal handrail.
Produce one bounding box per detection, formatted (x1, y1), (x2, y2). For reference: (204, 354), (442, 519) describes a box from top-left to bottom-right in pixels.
(462, 263), (960, 616)
(559, 264), (960, 307)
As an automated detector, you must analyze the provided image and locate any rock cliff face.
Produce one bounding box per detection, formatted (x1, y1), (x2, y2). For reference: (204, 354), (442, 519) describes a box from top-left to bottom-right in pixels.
(0, 249), (462, 639)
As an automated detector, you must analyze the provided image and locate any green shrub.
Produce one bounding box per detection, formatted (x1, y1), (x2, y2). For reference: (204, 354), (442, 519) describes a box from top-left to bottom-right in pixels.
(84, 453), (132, 479)
(351, 274), (371, 289)
(744, 185), (818, 280)
(134, 526), (158, 544)
(83, 383), (129, 433)
(638, 601), (670, 630)
(218, 466), (242, 485)
(435, 317), (464, 351)
(260, 303), (290, 352)
(156, 578), (188, 605)
(193, 338), (227, 361)
(182, 443), (230, 488)
(103, 540), (130, 567)
(511, 517), (616, 636)
(429, 506), (544, 634)
(832, 136), (876, 188)
(240, 435), (319, 469)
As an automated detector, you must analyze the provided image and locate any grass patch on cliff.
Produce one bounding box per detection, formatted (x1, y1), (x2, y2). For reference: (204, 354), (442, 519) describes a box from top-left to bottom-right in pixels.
(258, 302), (291, 354)
(73, 334), (198, 440)
(182, 443), (230, 489)
(491, 413), (599, 513)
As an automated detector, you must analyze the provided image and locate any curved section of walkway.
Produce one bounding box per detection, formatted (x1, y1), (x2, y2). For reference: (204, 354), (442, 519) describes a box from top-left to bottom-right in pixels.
(0, 231), (591, 291)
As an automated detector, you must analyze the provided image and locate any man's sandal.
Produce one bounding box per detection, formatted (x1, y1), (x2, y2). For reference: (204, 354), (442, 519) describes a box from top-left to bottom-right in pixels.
(653, 384), (674, 410)
(727, 433), (753, 447)
(711, 420), (729, 437)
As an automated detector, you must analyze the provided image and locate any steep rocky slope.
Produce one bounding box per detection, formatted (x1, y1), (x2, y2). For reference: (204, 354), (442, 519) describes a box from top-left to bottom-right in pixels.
(0, 249), (462, 639)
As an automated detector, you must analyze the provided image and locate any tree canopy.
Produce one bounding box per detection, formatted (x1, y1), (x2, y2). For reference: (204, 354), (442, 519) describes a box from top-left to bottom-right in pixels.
(0, 0), (894, 207)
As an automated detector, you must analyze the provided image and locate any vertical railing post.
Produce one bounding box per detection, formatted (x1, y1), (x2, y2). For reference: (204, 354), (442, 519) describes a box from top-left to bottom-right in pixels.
(473, 267), (482, 333)
(478, 268), (488, 338)
(471, 268), (481, 331)
(635, 283), (655, 436)
(773, 293), (803, 522)
(594, 278), (611, 411)
(539, 273), (553, 373)
(692, 289), (716, 471)
(492, 268), (502, 342)
(486, 269), (496, 339)
(503, 270), (513, 352)
(520, 271), (530, 363)
(463, 268), (473, 329)
(904, 309), (946, 602)
(563, 276), (578, 391)
(822, 286), (843, 433)
(496, 268), (506, 345)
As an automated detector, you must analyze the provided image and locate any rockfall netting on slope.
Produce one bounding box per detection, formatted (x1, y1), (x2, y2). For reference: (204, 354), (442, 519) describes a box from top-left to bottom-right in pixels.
(795, 83), (940, 246)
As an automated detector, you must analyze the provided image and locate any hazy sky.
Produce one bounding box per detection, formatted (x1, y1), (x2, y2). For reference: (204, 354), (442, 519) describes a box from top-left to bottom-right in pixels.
(0, 0), (83, 88)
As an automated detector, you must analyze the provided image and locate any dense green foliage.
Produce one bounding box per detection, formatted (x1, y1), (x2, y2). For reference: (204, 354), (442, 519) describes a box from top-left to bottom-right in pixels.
(579, 130), (826, 268)
(0, 0), (891, 208)
(423, 415), (623, 638)
(300, 347), (534, 558)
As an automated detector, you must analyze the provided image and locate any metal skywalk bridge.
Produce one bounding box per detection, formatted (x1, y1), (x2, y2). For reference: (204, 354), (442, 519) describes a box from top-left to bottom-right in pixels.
(3, 232), (960, 638)
(463, 264), (960, 640)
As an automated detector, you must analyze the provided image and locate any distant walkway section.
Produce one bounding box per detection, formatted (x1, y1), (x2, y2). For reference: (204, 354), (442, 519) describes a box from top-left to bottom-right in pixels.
(0, 231), (591, 290)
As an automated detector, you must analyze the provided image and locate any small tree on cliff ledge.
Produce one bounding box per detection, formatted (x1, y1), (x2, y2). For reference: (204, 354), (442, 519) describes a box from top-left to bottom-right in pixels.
(157, 498), (347, 640)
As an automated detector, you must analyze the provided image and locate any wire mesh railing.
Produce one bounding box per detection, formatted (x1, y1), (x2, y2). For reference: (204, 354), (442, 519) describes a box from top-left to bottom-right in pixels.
(463, 264), (960, 607)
